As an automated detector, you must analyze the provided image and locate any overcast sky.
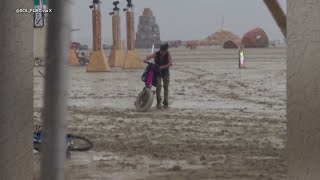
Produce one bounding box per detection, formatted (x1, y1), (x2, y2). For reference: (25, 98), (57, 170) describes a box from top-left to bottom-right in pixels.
(70, 0), (286, 46)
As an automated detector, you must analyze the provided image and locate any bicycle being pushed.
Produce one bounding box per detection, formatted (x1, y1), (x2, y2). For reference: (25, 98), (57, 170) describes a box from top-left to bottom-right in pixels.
(134, 61), (161, 112)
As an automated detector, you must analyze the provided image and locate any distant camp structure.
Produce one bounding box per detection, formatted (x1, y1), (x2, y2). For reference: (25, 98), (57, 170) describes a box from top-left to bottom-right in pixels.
(156, 28), (270, 49)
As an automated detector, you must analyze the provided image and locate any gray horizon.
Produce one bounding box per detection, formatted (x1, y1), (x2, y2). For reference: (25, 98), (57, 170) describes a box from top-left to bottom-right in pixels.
(70, 0), (286, 46)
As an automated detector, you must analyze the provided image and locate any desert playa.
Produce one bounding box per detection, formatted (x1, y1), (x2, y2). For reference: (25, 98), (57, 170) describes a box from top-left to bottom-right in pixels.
(34, 47), (286, 180)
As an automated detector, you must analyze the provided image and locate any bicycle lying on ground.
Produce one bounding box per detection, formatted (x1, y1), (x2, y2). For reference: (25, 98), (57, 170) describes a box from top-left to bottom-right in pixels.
(33, 125), (93, 159)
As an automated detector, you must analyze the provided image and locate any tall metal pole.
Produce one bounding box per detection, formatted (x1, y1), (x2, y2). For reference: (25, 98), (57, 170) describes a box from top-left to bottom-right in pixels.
(152, 34), (156, 53)
(40, 0), (71, 179)
(0, 0), (34, 179)
(220, 16), (224, 31)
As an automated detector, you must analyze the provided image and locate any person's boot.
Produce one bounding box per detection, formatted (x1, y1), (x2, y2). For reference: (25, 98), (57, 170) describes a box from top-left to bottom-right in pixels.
(156, 98), (162, 109)
(156, 102), (163, 109)
(163, 101), (169, 109)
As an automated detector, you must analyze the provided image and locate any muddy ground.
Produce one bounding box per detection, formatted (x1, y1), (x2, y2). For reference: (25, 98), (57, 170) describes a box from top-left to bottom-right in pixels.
(33, 47), (287, 180)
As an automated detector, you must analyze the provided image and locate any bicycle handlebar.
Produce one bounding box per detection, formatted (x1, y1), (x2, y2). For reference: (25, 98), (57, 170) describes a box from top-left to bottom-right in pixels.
(142, 60), (153, 65)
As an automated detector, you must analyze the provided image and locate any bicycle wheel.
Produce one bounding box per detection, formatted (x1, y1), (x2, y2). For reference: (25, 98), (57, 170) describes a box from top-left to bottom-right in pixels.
(134, 88), (154, 112)
(67, 134), (93, 151)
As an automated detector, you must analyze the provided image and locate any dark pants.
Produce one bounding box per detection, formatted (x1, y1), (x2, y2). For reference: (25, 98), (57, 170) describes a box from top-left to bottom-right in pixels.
(156, 71), (169, 105)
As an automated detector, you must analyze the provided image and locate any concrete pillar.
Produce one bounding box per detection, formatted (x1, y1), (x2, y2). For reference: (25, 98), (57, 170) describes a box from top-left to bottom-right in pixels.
(287, 0), (320, 179)
(0, 0), (34, 180)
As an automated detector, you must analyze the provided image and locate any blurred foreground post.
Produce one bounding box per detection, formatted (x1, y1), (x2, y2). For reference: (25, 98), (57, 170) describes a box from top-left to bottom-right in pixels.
(287, 0), (320, 179)
(0, 0), (34, 179)
(40, 0), (71, 179)
(263, 0), (286, 37)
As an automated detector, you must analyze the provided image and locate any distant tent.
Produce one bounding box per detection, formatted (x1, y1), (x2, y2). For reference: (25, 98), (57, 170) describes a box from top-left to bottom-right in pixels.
(223, 40), (238, 49)
(241, 28), (269, 48)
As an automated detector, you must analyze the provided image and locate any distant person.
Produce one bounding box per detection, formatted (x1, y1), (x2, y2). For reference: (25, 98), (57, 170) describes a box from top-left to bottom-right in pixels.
(143, 43), (172, 109)
(239, 45), (245, 68)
